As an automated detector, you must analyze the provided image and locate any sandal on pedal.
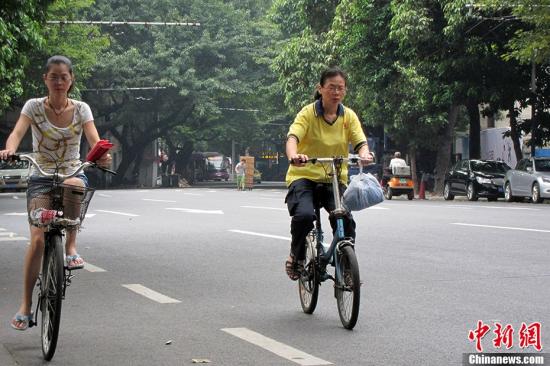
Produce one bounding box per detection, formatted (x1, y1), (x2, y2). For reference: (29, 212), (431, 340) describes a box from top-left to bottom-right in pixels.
(66, 254), (85, 270)
(285, 258), (304, 281)
(10, 313), (33, 331)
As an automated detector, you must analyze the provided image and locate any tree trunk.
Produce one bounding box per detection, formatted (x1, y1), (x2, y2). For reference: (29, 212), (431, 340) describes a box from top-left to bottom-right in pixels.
(434, 104), (459, 195)
(467, 99), (481, 159)
(112, 144), (144, 186)
(508, 105), (523, 163)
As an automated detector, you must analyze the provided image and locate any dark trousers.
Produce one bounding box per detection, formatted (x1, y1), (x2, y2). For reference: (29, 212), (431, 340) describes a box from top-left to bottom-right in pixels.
(285, 178), (356, 261)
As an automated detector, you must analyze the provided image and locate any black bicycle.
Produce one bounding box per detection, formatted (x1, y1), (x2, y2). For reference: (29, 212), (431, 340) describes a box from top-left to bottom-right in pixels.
(297, 157), (362, 329)
(14, 153), (114, 360)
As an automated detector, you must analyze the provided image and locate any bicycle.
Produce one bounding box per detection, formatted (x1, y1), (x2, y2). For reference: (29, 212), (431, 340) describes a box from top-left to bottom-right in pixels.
(296, 157), (363, 330)
(10, 153), (114, 360)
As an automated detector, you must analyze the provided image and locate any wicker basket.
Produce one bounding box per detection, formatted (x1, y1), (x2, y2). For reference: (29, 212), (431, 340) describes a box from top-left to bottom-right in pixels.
(26, 179), (95, 225)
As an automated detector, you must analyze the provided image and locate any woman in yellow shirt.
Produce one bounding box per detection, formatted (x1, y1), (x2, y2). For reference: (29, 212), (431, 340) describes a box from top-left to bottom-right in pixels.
(285, 66), (373, 280)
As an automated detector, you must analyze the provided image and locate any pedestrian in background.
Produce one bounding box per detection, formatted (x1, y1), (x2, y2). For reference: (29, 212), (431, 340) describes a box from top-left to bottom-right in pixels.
(235, 158), (247, 190)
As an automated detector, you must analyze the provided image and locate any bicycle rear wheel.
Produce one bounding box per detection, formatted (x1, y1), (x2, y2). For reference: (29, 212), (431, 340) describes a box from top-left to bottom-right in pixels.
(41, 233), (64, 361)
(299, 233), (319, 314)
(335, 244), (360, 329)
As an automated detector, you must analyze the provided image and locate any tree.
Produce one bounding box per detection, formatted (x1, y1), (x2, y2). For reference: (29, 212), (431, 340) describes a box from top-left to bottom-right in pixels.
(0, 0), (50, 115)
(83, 0), (283, 185)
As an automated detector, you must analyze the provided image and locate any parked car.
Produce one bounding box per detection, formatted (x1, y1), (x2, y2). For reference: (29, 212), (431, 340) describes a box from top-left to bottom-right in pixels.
(0, 158), (30, 192)
(504, 157), (550, 203)
(443, 159), (511, 201)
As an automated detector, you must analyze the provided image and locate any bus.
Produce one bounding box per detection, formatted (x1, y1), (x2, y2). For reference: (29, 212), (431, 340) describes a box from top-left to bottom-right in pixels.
(191, 152), (230, 181)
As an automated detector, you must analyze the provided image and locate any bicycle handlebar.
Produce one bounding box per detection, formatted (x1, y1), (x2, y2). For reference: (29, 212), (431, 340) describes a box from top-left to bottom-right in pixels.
(9, 154), (117, 179)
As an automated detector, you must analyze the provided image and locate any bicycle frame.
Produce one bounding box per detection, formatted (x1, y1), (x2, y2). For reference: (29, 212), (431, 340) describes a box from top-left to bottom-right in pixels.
(308, 158), (356, 279)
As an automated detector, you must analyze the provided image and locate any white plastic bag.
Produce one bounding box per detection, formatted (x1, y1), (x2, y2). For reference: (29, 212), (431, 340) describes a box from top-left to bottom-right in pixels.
(343, 172), (384, 211)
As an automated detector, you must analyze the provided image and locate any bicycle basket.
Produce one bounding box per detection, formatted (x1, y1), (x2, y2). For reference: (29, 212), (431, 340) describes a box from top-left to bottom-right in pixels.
(26, 180), (95, 226)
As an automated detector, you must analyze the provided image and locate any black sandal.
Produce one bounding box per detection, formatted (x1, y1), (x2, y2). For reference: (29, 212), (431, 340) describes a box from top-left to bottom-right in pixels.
(285, 258), (304, 281)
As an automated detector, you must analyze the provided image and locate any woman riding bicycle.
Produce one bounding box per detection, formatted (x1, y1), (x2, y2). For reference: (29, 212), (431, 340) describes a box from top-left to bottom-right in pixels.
(285, 66), (373, 281)
(0, 55), (111, 330)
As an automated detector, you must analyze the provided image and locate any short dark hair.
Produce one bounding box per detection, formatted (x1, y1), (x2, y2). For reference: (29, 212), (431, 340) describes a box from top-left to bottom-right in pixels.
(314, 66), (348, 100)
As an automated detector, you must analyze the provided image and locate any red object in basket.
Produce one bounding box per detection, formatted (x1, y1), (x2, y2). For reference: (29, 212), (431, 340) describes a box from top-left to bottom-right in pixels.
(86, 139), (114, 162)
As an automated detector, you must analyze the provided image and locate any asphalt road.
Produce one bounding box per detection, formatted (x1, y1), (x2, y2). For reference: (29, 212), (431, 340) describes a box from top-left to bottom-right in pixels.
(1, 188), (549, 365)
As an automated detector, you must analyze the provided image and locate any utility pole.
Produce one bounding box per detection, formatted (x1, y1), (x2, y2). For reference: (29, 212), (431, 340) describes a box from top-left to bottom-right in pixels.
(530, 55), (537, 157)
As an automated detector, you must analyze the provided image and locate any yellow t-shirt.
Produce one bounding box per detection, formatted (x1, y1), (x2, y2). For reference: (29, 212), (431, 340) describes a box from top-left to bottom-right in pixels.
(286, 100), (367, 186)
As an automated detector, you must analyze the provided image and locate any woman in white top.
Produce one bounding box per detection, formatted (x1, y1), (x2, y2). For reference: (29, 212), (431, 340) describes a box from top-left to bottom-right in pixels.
(0, 55), (111, 330)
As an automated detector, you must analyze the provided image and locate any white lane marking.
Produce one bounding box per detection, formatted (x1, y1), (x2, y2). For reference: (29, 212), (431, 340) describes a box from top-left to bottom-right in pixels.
(13, 195), (20, 199)
(0, 228), (5, 231)
(122, 284), (181, 304)
(452, 223), (550, 233)
(166, 208), (224, 214)
(0, 235), (28, 241)
(222, 328), (332, 366)
(449, 204), (540, 211)
(207, 190), (217, 193)
(95, 210), (139, 217)
(241, 205), (286, 211)
(85, 263), (107, 272)
(142, 198), (177, 203)
(84, 213), (96, 218)
(97, 193), (112, 198)
(230, 230), (290, 241)
(183, 192), (203, 196)
(3, 212), (27, 216)
(366, 206), (389, 210)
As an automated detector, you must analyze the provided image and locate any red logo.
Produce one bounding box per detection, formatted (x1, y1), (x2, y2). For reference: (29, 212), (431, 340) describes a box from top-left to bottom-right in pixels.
(468, 321), (543, 352)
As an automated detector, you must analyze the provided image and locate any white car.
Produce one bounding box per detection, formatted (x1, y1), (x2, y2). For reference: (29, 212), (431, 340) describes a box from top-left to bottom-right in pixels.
(0, 158), (30, 192)
(504, 157), (550, 203)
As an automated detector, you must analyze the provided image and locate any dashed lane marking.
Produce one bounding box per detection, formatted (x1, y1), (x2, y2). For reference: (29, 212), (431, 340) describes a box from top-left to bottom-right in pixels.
(122, 284), (181, 304)
(241, 205), (286, 211)
(451, 223), (550, 233)
(166, 208), (224, 214)
(229, 230), (290, 241)
(142, 198), (177, 203)
(84, 263), (107, 272)
(222, 328), (332, 366)
(94, 210), (139, 217)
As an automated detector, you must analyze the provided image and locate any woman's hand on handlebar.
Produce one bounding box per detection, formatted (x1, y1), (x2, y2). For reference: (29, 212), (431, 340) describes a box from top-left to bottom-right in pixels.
(289, 154), (309, 167)
(0, 149), (16, 160)
(358, 151), (375, 166)
(96, 152), (112, 169)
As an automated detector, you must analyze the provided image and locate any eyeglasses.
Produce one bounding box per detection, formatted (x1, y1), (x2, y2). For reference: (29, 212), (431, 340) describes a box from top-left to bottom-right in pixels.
(47, 75), (72, 83)
(324, 85), (346, 93)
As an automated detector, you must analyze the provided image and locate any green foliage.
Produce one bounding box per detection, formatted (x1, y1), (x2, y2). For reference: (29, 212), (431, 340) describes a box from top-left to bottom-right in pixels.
(474, 0), (550, 64)
(0, 0), (49, 113)
(78, 0), (284, 182)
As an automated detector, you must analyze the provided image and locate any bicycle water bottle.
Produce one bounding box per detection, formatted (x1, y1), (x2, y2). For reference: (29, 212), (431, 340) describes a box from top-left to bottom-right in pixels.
(30, 208), (57, 225)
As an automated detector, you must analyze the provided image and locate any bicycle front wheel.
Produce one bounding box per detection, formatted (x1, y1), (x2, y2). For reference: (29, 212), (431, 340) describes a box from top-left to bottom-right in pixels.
(41, 233), (64, 361)
(335, 244), (360, 329)
(298, 233), (319, 314)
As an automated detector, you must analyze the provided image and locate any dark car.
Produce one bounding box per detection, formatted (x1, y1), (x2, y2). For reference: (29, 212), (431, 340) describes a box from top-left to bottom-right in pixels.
(443, 159), (511, 201)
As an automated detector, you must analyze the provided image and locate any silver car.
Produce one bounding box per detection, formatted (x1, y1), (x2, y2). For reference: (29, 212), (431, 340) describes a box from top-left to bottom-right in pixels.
(0, 159), (30, 192)
(504, 157), (550, 203)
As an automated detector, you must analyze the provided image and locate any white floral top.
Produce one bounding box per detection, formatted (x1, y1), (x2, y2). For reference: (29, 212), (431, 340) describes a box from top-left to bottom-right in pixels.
(21, 97), (93, 175)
